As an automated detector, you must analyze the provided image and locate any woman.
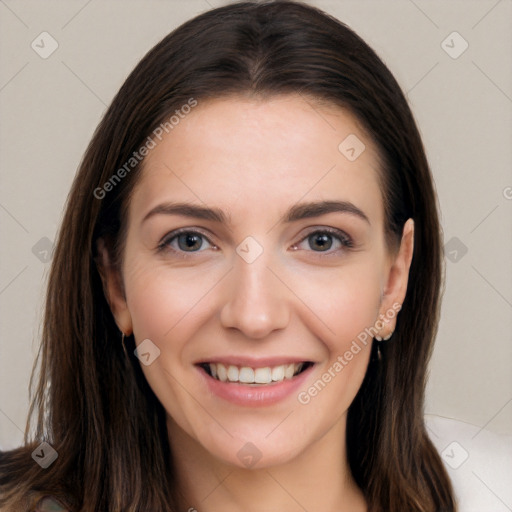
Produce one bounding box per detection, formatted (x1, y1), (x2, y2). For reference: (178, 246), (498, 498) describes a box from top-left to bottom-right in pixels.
(0, 1), (456, 510)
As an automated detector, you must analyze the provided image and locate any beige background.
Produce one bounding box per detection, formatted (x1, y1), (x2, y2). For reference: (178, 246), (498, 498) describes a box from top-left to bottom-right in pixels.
(0, 0), (511, 466)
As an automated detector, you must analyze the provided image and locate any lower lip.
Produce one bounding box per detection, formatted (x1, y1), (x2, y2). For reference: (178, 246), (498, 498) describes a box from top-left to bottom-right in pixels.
(197, 364), (315, 407)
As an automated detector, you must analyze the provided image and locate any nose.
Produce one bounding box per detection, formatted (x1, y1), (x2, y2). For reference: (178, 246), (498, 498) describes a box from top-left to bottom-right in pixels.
(219, 249), (290, 339)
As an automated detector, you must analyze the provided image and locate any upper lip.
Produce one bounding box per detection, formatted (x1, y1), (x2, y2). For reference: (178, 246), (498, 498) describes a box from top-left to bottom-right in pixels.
(196, 356), (314, 367)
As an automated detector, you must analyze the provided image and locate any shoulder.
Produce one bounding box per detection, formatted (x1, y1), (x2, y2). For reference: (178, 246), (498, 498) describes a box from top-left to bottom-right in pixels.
(425, 414), (512, 512)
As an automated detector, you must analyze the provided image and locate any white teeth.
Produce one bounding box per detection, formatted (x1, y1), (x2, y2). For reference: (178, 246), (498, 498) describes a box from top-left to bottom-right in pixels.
(284, 363), (295, 379)
(207, 362), (307, 384)
(227, 365), (239, 382)
(254, 367), (272, 384)
(216, 364), (228, 382)
(271, 365), (285, 382)
(239, 367), (254, 383)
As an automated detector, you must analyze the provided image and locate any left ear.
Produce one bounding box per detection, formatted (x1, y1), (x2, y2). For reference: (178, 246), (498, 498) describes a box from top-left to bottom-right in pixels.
(377, 218), (415, 337)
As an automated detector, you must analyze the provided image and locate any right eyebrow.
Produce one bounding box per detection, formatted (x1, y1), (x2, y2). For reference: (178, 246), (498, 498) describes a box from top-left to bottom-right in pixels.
(142, 202), (230, 225)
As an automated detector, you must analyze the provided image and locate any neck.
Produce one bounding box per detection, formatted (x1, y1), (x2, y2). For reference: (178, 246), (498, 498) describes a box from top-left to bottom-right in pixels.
(167, 414), (367, 512)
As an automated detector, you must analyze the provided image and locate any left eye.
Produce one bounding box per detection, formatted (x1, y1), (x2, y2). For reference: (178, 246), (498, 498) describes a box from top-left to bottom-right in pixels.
(293, 229), (353, 253)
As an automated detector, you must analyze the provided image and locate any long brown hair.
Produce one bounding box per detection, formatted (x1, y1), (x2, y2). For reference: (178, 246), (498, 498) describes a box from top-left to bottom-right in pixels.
(0, 1), (456, 510)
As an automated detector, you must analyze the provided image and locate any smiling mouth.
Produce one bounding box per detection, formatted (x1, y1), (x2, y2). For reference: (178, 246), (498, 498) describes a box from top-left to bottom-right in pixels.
(199, 361), (314, 385)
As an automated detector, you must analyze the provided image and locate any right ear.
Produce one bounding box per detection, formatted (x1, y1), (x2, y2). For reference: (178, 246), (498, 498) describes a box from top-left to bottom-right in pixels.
(95, 237), (133, 335)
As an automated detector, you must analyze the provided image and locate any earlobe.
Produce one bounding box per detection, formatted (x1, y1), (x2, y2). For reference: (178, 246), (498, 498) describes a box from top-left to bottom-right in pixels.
(95, 238), (133, 335)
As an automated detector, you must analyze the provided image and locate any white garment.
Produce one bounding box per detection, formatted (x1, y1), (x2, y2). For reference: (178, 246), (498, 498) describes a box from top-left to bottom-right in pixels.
(425, 414), (512, 512)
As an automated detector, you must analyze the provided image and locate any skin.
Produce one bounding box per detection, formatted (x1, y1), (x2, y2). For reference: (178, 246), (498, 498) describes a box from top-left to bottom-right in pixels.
(99, 94), (414, 512)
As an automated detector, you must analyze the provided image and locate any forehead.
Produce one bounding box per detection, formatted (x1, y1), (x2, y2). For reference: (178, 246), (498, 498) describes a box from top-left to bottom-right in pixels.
(129, 94), (384, 229)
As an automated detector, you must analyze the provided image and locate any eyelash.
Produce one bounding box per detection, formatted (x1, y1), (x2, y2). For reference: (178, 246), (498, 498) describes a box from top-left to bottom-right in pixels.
(157, 227), (354, 258)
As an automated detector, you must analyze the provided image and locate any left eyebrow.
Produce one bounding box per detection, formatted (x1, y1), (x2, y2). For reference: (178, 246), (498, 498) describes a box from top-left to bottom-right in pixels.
(141, 199), (370, 226)
(283, 200), (370, 225)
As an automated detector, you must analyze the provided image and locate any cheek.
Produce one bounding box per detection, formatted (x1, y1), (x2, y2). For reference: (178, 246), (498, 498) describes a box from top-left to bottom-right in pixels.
(124, 256), (221, 344)
(293, 260), (382, 351)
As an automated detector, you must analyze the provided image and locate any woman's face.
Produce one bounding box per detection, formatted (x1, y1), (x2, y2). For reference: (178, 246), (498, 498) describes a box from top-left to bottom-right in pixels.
(103, 94), (413, 469)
